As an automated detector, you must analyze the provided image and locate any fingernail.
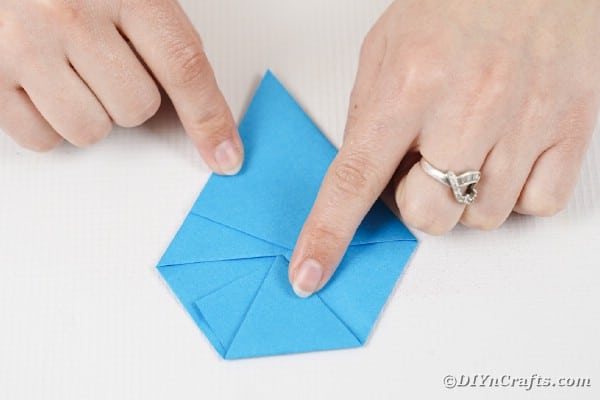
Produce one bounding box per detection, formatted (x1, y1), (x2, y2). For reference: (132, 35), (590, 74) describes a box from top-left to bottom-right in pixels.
(292, 259), (323, 298)
(214, 139), (242, 175)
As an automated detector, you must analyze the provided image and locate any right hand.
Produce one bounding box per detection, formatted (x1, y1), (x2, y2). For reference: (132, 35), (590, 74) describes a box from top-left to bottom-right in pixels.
(288, 0), (600, 297)
(0, 0), (244, 175)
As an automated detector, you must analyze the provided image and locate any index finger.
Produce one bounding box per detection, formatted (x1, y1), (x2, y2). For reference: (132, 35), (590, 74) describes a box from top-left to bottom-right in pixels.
(288, 97), (420, 297)
(118, 0), (243, 175)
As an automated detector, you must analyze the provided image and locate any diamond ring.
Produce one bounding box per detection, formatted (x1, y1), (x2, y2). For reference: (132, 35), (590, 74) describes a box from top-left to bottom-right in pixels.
(420, 158), (481, 205)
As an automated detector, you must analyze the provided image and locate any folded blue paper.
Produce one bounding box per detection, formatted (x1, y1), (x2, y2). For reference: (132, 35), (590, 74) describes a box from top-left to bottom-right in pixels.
(157, 71), (417, 359)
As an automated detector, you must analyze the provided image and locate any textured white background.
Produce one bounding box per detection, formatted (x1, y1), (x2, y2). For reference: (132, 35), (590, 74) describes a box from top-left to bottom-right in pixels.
(1, 1), (599, 399)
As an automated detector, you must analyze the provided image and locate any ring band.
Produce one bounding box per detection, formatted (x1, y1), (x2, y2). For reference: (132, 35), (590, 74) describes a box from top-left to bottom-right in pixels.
(420, 159), (481, 205)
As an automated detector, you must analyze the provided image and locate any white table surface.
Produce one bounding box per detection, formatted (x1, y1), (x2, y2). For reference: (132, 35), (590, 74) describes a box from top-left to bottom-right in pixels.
(1, 1), (599, 399)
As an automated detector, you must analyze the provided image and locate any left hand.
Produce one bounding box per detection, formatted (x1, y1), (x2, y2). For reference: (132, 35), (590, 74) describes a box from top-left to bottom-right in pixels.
(0, 0), (244, 175)
(288, 0), (600, 297)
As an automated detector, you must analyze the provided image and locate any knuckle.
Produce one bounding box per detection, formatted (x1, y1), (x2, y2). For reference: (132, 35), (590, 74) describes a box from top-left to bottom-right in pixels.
(0, 13), (16, 43)
(9, 130), (62, 152)
(4, 26), (33, 64)
(383, 60), (445, 102)
(39, 0), (86, 27)
(393, 46), (449, 94)
(307, 223), (349, 250)
(69, 118), (112, 147)
(115, 93), (162, 128)
(166, 39), (209, 87)
(397, 191), (452, 235)
(536, 197), (568, 217)
(16, 42), (37, 65)
(520, 189), (568, 217)
(475, 64), (511, 101)
(461, 211), (505, 231)
(333, 153), (381, 199)
(412, 60), (448, 91)
(553, 130), (591, 158)
(334, 161), (368, 197)
(27, 135), (63, 152)
(475, 72), (509, 100)
(359, 26), (381, 61)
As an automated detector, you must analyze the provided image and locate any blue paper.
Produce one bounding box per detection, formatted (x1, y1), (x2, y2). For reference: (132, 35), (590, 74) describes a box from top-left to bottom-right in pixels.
(158, 71), (417, 359)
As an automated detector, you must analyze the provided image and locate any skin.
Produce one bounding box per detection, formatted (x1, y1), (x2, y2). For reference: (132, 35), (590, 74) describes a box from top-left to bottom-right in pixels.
(0, 0), (243, 175)
(289, 0), (600, 297)
(1, 1), (598, 298)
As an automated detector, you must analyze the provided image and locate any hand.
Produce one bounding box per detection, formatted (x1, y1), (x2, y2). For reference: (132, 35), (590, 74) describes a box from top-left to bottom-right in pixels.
(289, 0), (600, 297)
(0, 0), (243, 175)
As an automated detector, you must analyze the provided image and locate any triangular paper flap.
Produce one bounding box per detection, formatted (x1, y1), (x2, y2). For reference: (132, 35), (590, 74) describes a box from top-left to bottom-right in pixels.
(225, 256), (361, 359)
(158, 257), (274, 356)
(352, 201), (417, 245)
(192, 71), (414, 250)
(319, 240), (418, 342)
(158, 213), (287, 267)
(156, 71), (420, 360)
(192, 71), (333, 249)
(194, 259), (273, 350)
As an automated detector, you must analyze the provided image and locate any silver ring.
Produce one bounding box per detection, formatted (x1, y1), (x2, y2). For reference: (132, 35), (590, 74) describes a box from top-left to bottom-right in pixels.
(420, 159), (481, 205)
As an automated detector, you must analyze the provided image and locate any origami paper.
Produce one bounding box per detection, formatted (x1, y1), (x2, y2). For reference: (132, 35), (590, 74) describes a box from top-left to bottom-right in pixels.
(157, 71), (417, 359)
